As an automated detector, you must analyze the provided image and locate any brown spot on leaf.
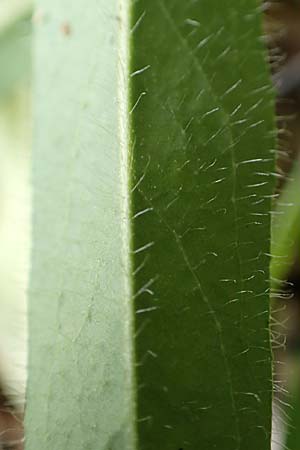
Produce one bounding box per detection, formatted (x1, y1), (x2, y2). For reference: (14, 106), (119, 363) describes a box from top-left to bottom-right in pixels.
(61, 22), (71, 36)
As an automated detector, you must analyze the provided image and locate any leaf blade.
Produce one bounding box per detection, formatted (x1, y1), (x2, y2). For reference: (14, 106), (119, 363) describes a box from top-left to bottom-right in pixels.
(130, 2), (275, 449)
(26, 1), (275, 449)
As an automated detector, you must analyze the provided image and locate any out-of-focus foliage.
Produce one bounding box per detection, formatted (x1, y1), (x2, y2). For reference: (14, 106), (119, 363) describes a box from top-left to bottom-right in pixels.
(0, 0), (31, 98)
(0, 0), (31, 411)
(285, 365), (300, 449)
(0, 89), (30, 410)
(0, 0), (31, 30)
(271, 161), (300, 283)
(265, 2), (300, 450)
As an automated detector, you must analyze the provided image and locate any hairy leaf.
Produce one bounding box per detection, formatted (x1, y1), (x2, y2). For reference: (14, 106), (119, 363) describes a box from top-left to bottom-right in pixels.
(26, 1), (275, 449)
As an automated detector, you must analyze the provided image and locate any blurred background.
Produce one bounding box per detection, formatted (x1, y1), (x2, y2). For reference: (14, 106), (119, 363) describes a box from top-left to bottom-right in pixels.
(265, 0), (300, 448)
(0, 0), (31, 448)
(0, 0), (299, 449)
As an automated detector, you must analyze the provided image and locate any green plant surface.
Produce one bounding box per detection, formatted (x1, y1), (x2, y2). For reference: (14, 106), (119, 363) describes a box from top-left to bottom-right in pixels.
(0, 2), (31, 99)
(26, 1), (275, 449)
(271, 161), (300, 284)
(0, 0), (31, 30)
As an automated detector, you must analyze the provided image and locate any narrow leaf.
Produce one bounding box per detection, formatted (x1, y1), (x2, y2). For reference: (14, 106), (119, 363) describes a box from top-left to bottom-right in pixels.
(26, 1), (275, 449)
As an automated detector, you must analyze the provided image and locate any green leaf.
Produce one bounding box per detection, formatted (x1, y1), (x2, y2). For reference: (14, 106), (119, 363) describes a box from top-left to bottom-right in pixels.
(271, 161), (300, 284)
(26, 1), (275, 449)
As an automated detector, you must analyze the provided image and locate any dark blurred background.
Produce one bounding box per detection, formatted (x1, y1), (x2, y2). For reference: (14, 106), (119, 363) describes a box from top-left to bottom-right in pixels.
(265, 1), (300, 448)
